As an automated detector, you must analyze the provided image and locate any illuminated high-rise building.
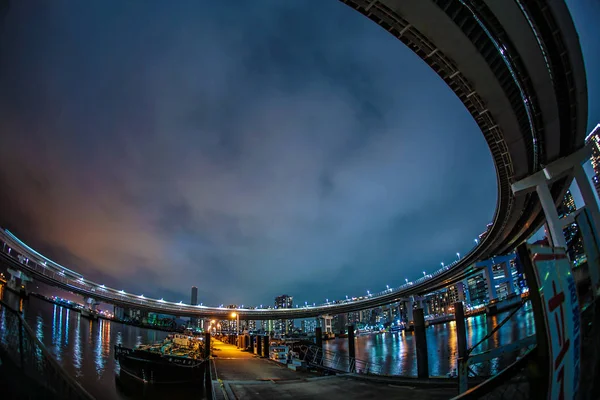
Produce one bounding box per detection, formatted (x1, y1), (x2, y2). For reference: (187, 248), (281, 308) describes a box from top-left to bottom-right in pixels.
(190, 286), (198, 329)
(558, 190), (585, 263)
(274, 295), (294, 334)
(585, 123), (600, 198)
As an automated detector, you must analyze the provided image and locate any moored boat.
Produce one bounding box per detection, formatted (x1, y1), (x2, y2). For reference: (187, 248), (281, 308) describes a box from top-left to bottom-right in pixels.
(114, 334), (207, 384)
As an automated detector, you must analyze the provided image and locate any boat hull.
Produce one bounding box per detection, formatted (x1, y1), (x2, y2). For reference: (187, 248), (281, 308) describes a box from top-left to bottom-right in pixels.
(115, 345), (205, 384)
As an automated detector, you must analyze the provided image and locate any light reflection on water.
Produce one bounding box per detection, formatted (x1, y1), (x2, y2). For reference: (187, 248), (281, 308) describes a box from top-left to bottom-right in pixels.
(324, 304), (535, 377)
(73, 313), (82, 376)
(2, 293), (173, 400)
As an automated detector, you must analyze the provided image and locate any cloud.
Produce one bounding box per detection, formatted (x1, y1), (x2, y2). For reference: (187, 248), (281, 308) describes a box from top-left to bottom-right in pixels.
(0, 0), (497, 306)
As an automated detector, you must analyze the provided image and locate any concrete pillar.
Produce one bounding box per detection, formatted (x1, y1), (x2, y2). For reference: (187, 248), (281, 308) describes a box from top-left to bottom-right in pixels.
(256, 334), (262, 355)
(262, 335), (270, 358)
(454, 302), (468, 360)
(405, 300), (414, 323)
(536, 183), (568, 249)
(414, 308), (428, 379)
(315, 327), (323, 349)
(347, 325), (355, 361)
(454, 302), (468, 393)
(85, 297), (99, 311)
(6, 268), (32, 293)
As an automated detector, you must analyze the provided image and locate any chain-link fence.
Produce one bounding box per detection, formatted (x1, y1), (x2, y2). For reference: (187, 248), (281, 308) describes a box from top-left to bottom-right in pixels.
(0, 299), (94, 399)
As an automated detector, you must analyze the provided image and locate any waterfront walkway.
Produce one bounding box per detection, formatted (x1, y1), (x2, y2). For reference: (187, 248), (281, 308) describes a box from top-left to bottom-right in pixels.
(210, 339), (453, 399)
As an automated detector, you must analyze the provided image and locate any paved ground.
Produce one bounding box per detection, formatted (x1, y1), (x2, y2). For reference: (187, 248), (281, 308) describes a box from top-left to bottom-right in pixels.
(210, 339), (455, 399)
(212, 339), (311, 381)
(228, 376), (453, 399)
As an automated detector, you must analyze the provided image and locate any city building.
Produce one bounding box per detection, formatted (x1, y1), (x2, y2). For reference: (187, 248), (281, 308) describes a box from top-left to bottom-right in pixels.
(301, 318), (317, 333)
(558, 190), (585, 263)
(466, 273), (488, 306)
(348, 311), (361, 326)
(585, 123), (600, 198)
(274, 294), (294, 334)
(424, 286), (460, 315)
(189, 286), (198, 329)
(261, 319), (275, 333)
(190, 286), (198, 306)
(333, 313), (348, 333)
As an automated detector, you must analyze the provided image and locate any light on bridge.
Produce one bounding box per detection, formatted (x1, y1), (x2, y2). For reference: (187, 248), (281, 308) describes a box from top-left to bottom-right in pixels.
(159, 298), (165, 302)
(456, 252), (460, 259)
(119, 290), (125, 294)
(139, 294), (144, 298)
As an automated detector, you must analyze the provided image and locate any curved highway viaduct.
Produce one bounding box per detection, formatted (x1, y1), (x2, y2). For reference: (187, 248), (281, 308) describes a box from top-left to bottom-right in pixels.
(0, 0), (587, 320)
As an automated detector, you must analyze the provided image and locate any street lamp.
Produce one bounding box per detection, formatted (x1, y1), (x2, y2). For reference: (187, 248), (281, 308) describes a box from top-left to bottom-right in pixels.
(231, 312), (239, 336)
(474, 238), (479, 245)
(386, 284), (390, 291)
(441, 262), (444, 268)
(457, 252), (461, 259)
(405, 278), (409, 284)
(367, 290), (371, 296)
(422, 271), (426, 277)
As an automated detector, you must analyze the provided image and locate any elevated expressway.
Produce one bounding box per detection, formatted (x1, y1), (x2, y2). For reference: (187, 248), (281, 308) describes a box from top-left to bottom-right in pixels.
(0, 0), (587, 320)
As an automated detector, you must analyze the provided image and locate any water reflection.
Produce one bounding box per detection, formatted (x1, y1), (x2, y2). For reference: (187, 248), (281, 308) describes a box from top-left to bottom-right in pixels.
(324, 306), (535, 377)
(0, 291), (176, 399)
(73, 314), (82, 376)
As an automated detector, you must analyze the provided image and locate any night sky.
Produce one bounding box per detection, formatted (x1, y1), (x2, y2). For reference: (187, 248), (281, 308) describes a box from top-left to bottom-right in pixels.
(0, 1), (598, 307)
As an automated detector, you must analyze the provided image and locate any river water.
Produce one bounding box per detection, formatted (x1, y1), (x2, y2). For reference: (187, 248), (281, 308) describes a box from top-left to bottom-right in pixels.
(1, 287), (536, 399)
(324, 304), (536, 376)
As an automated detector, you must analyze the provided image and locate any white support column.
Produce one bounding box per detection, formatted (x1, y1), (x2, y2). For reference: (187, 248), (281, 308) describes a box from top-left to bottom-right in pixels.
(535, 183), (568, 249)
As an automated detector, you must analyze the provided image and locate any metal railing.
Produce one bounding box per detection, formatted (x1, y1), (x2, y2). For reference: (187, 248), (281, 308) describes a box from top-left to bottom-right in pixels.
(0, 298), (94, 400)
(452, 348), (536, 399)
(298, 344), (384, 375)
(456, 300), (536, 393)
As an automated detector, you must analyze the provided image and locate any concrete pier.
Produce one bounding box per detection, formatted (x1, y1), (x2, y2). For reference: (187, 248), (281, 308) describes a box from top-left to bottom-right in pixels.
(210, 339), (451, 399)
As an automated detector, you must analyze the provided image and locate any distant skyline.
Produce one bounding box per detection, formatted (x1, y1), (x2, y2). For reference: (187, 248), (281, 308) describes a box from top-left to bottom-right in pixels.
(0, 1), (598, 307)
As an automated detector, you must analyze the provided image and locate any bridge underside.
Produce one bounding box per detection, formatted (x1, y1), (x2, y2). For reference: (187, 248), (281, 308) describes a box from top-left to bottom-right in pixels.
(340, 0), (587, 273)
